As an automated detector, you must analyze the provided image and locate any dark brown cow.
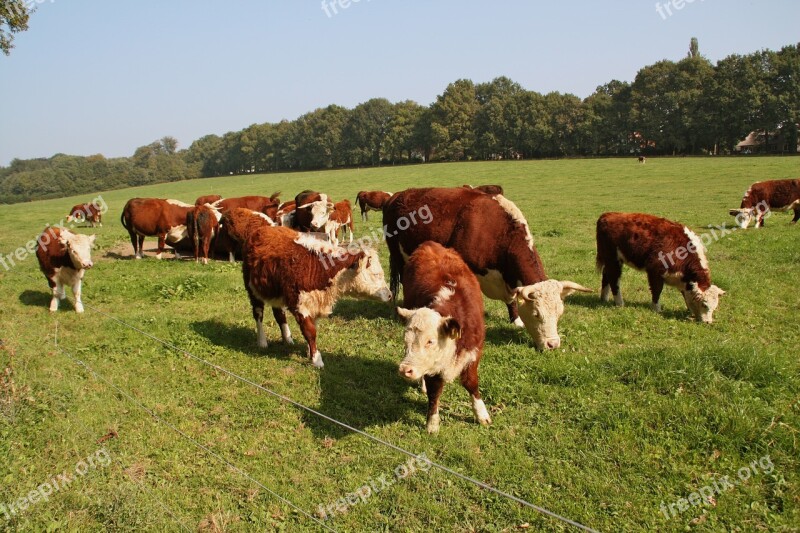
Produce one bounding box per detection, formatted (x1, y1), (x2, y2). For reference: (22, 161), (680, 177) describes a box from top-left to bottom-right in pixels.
(355, 190), (392, 221)
(275, 200), (296, 227)
(729, 179), (800, 228)
(186, 204), (221, 264)
(461, 184), (504, 195)
(195, 194), (223, 206)
(638, 156), (647, 164)
(216, 208), (276, 262)
(66, 203), (103, 227)
(384, 187), (591, 350)
(596, 212), (725, 323)
(324, 199), (354, 244)
(120, 198), (194, 259)
(293, 190), (333, 232)
(242, 226), (392, 368)
(216, 193), (281, 217)
(397, 241), (490, 434)
(35, 227), (95, 313)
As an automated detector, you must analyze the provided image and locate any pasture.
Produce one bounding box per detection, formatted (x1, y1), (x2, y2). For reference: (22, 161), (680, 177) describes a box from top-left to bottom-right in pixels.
(0, 157), (798, 531)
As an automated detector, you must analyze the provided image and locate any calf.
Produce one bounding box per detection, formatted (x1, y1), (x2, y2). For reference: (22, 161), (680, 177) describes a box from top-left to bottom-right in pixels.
(195, 194), (222, 206)
(66, 202), (103, 227)
(729, 179), (800, 228)
(242, 226), (392, 368)
(638, 156), (646, 164)
(35, 227), (95, 313)
(120, 198), (193, 259)
(293, 190), (333, 232)
(355, 190), (391, 221)
(324, 199), (355, 245)
(596, 212), (725, 323)
(397, 241), (489, 434)
(186, 204), (221, 264)
(216, 208), (276, 262)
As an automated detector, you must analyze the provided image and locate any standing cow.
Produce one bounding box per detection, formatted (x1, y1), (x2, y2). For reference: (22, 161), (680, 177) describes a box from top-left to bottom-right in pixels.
(293, 190), (333, 232)
(397, 242), (490, 434)
(66, 202), (103, 227)
(242, 226), (392, 368)
(325, 199), (355, 245)
(35, 227), (96, 313)
(216, 208), (276, 262)
(384, 187), (591, 350)
(596, 212), (725, 323)
(355, 191), (392, 221)
(186, 204), (221, 264)
(120, 198), (193, 259)
(729, 179), (800, 228)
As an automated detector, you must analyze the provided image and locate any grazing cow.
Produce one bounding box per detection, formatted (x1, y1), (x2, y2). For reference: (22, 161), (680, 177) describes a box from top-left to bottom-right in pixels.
(120, 198), (193, 259)
(355, 191), (392, 221)
(638, 156), (646, 164)
(293, 190), (333, 232)
(325, 199), (355, 244)
(462, 184), (505, 195)
(397, 241), (490, 434)
(35, 227), (95, 313)
(66, 203), (103, 227)
(384, 187), (592, 350)
(186, 204), (221, 264)
(216, 193), (281, 217)
(216, 208), (276, 262)
(729, 179), (800, 228)
(195, 194), (222, 206)
(596, 212), (726, 323)
(242, 226), (392, 368)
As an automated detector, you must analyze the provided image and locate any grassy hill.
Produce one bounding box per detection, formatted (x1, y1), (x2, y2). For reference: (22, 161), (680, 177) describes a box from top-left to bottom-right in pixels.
(1, 157), (798, 531)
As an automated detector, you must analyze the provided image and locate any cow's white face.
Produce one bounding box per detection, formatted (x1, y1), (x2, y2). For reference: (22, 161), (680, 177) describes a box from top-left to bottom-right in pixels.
(682, 283), (725, 323)
(60, 232), (96, 269)
(396, 307), (460, 381)
(513, 280), (593, 350)
(307, 195), (333, 230)
(729, 208), (754, 229)
(346, 248), (392, 302)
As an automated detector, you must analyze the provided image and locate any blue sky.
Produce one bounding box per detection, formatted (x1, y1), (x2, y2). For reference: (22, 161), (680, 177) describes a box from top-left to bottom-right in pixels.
(1, 0), (798, 165)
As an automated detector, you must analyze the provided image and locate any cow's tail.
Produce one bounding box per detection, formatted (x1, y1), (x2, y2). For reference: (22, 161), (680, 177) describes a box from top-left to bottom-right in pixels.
(595, 218), (611, 273)
(191, 210), (200, 254)
(120, 209), (129, 231)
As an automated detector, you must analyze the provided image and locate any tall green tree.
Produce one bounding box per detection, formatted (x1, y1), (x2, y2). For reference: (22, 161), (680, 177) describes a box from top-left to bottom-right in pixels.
(430, 79), (479, 161)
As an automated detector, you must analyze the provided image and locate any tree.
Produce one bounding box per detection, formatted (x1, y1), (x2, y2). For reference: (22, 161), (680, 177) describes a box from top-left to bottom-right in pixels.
(1, 0), (30, 56)
(688, 37), (699, 58)
(430, 79), (479, 161)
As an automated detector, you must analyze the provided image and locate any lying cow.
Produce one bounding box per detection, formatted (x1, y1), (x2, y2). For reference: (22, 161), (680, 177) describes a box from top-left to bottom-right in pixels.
(35, 227), (95, 313)
(397, 242), (490, 434)
(729, 179), (800, 228)
(242, 226), (392, 368)
(384, 187), (592, 350)
(216, 208), (276, 262)
(596, 212), (725, 323)
(216, 193), (281, 219)
(120, 198), (193, 259)
(293, 190), (333, 232)
(195, 194), (222, 206)
(186, 204), (221, 264)
(66, 202), (103, 227)
(462, 184), (504, 195)
(355, 190), (391, 221)
(325, 199), (354, 245)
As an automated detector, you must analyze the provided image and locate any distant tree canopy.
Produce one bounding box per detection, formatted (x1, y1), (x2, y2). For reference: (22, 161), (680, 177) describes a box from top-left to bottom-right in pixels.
(2, 41), (798, 203)
(1, 0), (30, 55)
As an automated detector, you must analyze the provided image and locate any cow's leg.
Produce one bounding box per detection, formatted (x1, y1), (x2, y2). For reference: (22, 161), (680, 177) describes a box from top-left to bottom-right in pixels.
(72, 278), (84, 313)
(362, 208), (368, 222)
(244, 287), (267, 348)
(506, 302), (523, 327)
(48, 279), (59, 312)
(647, 270), (665, 313)
(601, 260), (624, 306)
(137, 235), (145, 259)
(756, 213), (766, 228)
(128, 231), (140, 259)
(423, 374), (445, 434)
(294, 313), (322, 368)
(201, 236), (211, 265)
(273, 307), (293, 344)
(155, 234), (167, 260)
(460, 361), (490, 426)
(792, 206), (800, 223)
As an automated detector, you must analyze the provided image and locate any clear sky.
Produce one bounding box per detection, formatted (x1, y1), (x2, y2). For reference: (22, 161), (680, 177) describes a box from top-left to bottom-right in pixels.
(1, 0), (798, 165)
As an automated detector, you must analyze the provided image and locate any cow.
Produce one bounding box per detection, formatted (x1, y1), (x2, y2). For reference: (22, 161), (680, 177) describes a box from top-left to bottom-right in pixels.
(638, 156), (647, 164)
(384, 187), (592, 350)
(275, 200), (296, 227)
(595, 212), (726, 323)
(462, 184), (504, 195)
(324, 199), (355, 245)
(355, 191), (392, 221)
(216, 193), (281, 218)
(186, 204), (221, 264)
(35, 226), (95, 313)
(396, 241), (490, 434)
(195, 194), (222, 206)
(242, 226), (392, 368)
(66, 202), (103, 227)
(729, 179), (800, 228)
(120, 198), (194, 259)
(293, 190), (333, 233)
(216, 207), (276, 262)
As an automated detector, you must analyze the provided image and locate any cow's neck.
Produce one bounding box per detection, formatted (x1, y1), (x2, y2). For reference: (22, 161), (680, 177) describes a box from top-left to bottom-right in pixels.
(505, 237), (548, 286)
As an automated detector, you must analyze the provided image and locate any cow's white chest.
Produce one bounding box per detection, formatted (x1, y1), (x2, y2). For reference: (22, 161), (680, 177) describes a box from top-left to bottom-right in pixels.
(52, 266), (84, 287)
(166, 225), (188, 244)
(476, 269), (512, 302)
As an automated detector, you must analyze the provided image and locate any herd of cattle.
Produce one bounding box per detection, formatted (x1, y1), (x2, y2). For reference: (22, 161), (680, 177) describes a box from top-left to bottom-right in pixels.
(35, 178), (799, 432)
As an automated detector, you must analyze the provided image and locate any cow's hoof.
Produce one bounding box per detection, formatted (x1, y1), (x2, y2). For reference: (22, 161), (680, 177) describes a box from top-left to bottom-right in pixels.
(426, 414), (440, 434)
(75, 305), (85, 313)
(512, 317), (524, 328)
(473, 399), (492, 426)
(651, 303), (662, 313)
(311, 351), (324, 368)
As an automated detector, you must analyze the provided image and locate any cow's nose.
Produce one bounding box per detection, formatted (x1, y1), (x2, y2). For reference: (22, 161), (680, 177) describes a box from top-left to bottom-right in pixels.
(398, 365), (415, 379)
(84, 261), (94, 269)
(545, 338), (560, 350)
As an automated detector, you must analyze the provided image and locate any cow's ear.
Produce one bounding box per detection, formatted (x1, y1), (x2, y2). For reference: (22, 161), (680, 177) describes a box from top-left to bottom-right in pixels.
(728, 209), (741, 216)
(396, 307), (414, 321)
(513, 286), (534, 303)
(439, 317), (461, 340)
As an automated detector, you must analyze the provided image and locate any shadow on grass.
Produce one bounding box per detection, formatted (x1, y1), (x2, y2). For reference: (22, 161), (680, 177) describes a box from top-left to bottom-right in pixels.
(19, 289), (51, 308)
(191, 319), (294, 361)
(333, 298), (396, 321)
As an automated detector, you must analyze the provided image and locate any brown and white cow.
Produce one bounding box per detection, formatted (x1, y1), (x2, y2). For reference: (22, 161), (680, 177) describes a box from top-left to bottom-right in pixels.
(216, 207), (276, 262)
(275, 200), (296, 227)
(293, 190), (333, 233)
(355, 190), (391, 221)
(729, 179), (800, 228)
(242, 226), (392, 368)
(324, 199), (355, 245)
(397, 241), (490, 434)
(195, 194), (223, 206)
(216, 193), (281, 219)
(638, 156), (647, 164)
(596, 212), (725, 323)
(462, 184), (504, 195)
(66, 202), (103, 227)
(384, 187), (592, 350)
(35, 227), (95, 313)
(186, 204), (221, 264)
(120, 198), (193, 259)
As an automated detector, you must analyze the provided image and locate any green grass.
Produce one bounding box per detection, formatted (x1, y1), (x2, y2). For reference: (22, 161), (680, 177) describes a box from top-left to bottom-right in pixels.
(1, 157), (799, 532)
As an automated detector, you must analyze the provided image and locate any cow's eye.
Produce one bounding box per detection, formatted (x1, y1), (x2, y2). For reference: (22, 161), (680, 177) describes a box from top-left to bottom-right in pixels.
(426, 339), (435, 347)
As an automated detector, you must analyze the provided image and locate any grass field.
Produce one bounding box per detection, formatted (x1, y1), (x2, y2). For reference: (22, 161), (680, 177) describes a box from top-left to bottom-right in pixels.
(1, 157), (799, 532)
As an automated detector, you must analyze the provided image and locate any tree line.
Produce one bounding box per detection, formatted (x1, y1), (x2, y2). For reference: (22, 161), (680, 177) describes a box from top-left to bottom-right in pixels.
(2, 40), (798, 203)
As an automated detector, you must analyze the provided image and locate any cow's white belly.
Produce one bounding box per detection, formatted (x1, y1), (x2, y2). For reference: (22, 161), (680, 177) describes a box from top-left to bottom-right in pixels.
(53, 266), (84, 287)
(166, 225), (188, 244)
(476, 269), (512, 303)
